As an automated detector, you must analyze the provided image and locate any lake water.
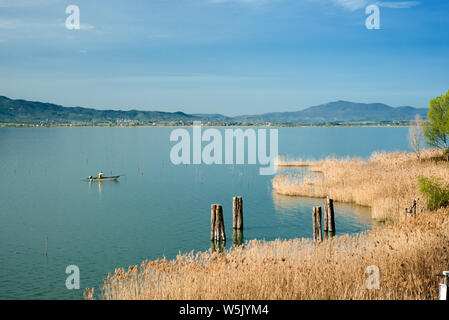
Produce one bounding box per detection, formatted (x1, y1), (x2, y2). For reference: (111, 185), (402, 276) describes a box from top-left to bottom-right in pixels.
(0, 126), (410, 299)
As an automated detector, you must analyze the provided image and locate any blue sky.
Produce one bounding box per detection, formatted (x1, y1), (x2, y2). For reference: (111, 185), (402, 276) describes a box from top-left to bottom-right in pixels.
(0, 0), (448, 115)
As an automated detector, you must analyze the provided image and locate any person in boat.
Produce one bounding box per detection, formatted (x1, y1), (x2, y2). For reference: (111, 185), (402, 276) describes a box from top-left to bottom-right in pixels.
(98, 171), (104, 179)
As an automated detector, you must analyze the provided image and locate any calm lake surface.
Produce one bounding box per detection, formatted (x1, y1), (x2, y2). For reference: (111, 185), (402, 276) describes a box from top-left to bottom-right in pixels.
(0, 126), (410, 299)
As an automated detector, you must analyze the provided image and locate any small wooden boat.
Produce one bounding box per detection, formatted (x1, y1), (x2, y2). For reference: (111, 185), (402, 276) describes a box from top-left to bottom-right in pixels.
(87, 176), (120, 182)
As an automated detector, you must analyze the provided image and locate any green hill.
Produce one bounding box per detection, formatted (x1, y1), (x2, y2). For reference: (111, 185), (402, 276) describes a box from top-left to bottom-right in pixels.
(0, 96), (198, 124)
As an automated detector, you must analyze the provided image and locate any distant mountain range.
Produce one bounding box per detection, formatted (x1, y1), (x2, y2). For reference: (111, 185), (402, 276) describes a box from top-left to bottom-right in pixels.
(233, 101), (428, 123)
(0, 95), (428, 124)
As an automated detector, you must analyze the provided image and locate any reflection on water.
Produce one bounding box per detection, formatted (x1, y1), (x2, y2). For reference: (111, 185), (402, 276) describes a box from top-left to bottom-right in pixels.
(324, 231), (336, 240)
(273, 192), (371, 219)
(210, 241), (226, 252)
(272, 192), (376, 234)
(233, 229), (244, 247)
(275, 166), (323, 186)
(88, 180), (121, 200)
(211, 229), (244, 251)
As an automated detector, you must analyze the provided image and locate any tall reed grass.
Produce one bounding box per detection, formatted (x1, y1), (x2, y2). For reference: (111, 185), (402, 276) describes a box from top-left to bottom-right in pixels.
(274, 149), (448, 221)
(87, 209), (449, 300)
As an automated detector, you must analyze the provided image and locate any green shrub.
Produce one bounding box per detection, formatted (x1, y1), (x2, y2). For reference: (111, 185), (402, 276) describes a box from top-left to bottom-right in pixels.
(418, 176), (449, 210)
(443, 148), (449, 161)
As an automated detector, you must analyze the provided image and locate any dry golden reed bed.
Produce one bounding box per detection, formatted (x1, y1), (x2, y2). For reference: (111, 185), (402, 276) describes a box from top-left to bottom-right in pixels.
(274, 149), (449, 221)
(87, 209), (449, 300)
(86, 149), (449, 300)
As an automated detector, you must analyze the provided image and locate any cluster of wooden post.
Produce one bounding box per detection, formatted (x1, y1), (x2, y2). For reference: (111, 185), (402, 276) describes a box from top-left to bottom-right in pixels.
(212, 196), (336, 245)
(313, 196), (336, 242)
(211, 196), (244, 244)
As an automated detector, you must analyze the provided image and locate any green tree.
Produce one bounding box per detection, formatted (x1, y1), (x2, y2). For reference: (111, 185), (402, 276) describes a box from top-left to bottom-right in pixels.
(423, 90), (449, 159)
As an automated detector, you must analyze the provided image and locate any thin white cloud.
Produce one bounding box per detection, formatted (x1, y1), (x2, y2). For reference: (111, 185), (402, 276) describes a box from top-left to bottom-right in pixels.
(376, 1), (419, 8)
(80, 23), (95, 31)
(0, 19), (21, 30)
(100, 74), (273, 84)
(210, 0), (269, 3)
(0, 0), (57, 7)
(147, 32), (172, 39)
(209, 0), (368, 10)
(329, 0), (419, 11)
(0, 19), (95, 31)
(331, 0), (368, 11)
(0, 18), (53, 30)
(210, 0), (419, 11)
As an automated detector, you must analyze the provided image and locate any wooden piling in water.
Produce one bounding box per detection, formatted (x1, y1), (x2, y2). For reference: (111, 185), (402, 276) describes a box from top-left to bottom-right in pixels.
(326, 197), (335, 233)
(211, 204), (217, 241)
(317, 206), (323, 242)
(233, 197), (237, 229)
(214, 205), (221, 241)
(324, 200), (329, 233)
(218, 205), (226, 241)
(313, 206), (323, 242)
(233, 196), (243, 230)
(211, 204), (226, 242)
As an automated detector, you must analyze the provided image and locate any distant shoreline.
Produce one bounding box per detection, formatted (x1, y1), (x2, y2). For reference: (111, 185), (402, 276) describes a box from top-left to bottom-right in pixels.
(0, 122), (413, 128)
(0, 95), (428, 128)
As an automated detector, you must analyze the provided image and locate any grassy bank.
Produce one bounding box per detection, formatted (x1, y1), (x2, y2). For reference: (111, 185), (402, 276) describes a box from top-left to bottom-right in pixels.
(274, 149), (448, 221)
